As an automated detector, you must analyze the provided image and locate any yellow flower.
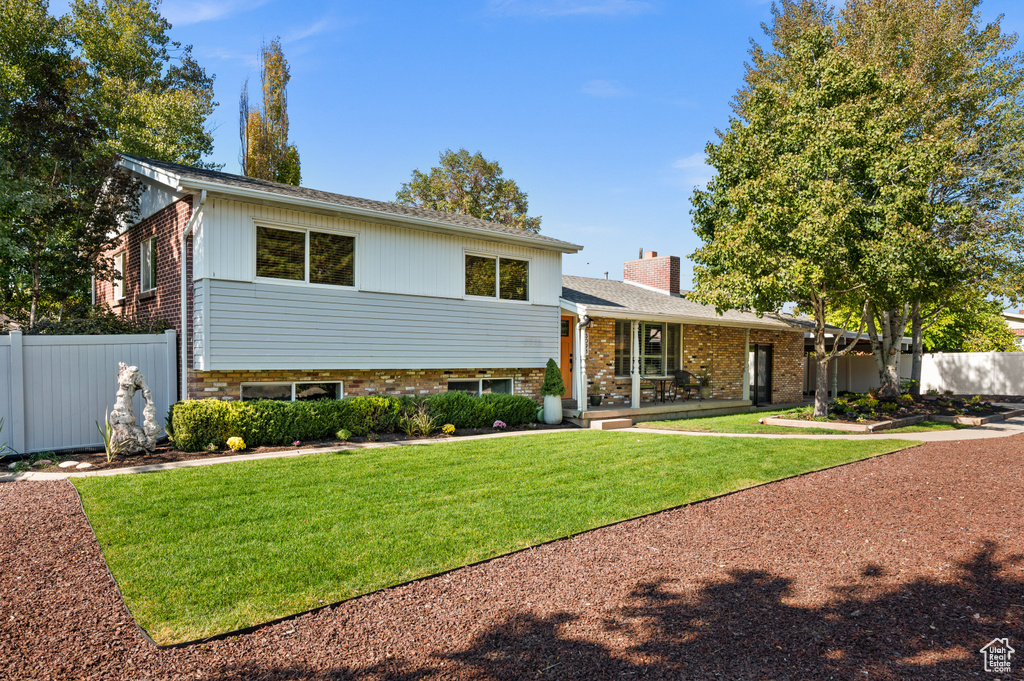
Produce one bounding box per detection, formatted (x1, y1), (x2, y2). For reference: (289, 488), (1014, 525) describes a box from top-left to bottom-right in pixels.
(227, 437), (246, 452)
(442, 424), (455, 436)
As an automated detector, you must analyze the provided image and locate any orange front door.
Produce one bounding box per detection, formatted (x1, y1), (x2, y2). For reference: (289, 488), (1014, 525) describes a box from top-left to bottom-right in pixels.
(560, 316), (573, 398)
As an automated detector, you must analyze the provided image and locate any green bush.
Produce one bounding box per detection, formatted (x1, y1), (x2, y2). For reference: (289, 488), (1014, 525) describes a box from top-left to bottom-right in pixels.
(172, 400), (233, 451)
(170, 391), (538, 452)
(541, 358), (564, 396)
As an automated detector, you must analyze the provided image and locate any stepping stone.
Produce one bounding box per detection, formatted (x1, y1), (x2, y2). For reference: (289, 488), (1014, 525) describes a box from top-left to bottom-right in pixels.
(31, 459), (54, 468)
(7, 462), (19, 470)
(75, 462), (93, 470)
(58, 461), (79, 468)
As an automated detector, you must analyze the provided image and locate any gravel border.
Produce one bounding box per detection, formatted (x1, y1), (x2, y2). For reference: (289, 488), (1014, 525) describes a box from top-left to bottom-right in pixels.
(4, 436), (1024, 679)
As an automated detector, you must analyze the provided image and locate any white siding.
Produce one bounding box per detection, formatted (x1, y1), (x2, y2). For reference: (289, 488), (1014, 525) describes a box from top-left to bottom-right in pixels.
(198, 280), (560, 371)
(192, 282), (205, 369)
(0, 340), (13, 450)
(197, 198), (564, 306)
(136, 180), (184, 224)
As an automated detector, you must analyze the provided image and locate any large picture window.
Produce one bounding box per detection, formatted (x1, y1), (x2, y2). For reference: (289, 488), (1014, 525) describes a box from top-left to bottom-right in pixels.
(256, 225), (355, 287)
(465, 254), (528, 301)
(614, 321), (681, 377)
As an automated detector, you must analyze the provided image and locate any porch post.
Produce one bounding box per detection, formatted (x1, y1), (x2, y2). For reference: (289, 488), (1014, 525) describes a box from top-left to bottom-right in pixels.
(575, 307), (588, 407)
(742, 328), (750, 401)
(630, 320), (640, 408)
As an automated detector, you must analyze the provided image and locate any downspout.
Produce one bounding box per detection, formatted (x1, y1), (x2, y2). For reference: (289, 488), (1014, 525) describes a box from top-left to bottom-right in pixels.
(574, 307), (591, 409)
(180, 189), (207, 401)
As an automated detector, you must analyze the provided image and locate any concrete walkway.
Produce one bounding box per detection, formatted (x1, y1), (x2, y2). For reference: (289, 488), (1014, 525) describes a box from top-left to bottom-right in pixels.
(5, 414), (1024, 483)
(0, 427), (582, 482)
(629, 414), (1024, 441)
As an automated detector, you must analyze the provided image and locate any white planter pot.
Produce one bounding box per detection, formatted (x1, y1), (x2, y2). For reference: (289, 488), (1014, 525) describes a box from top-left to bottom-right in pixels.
(543, 394), (563, 425)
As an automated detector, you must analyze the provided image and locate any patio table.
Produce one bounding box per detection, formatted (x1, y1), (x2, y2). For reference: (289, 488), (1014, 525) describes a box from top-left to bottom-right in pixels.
(645, 375), (675, 403)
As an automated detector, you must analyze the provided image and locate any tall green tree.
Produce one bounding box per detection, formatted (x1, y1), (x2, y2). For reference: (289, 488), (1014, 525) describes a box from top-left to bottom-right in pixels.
(239, 38), (301, 185)
(69, 0), (217, 166)
(0, 0), (143, 326)
(690, 0), (949, 415)
(915, 292), (1018, 353)
(396, 148), (541, 233)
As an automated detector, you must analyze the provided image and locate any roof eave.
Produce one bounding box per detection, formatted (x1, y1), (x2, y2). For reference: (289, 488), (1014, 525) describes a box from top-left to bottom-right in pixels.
(117, 156), (583, 254)
(565, 303), (800, 331)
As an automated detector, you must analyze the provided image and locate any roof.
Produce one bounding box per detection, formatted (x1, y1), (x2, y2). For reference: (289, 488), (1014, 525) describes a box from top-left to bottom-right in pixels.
(117, 154), (583, 253)
(560, 276), (798, 330)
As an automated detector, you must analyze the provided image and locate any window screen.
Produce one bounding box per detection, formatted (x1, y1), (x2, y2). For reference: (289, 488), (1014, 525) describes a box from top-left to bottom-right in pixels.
(447, 380), (480, 394)
(309, 232), (354, 286)
(140, 238), (157, 292)
(113, 252), (125, 300)
(499, 258), (528, 301)
(642, 323), (664, 375)
(666, 323), (680, 372)
(256, 226), (305, 281)
(295, 382), (340, 401)
(482, 379), (512, 394)
(241, 383), (293, 401)
(615, 320), (631, 375)
(465, 255), (496, 297)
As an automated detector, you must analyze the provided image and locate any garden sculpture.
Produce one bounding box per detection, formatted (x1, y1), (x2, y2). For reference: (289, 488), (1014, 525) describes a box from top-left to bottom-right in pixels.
(110, 362), (161, 453)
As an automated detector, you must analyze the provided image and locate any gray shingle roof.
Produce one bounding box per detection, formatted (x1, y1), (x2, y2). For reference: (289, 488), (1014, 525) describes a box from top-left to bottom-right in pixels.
(561, 276), (799, 330)
(119, 154), (582, 252)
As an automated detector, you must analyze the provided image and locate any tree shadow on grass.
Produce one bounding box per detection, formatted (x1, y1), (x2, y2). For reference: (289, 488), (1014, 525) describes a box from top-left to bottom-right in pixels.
(204, 541), (1023, 680)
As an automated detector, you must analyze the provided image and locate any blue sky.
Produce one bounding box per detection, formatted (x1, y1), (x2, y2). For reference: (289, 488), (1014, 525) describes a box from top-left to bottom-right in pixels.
(59, 0), (1024, 286)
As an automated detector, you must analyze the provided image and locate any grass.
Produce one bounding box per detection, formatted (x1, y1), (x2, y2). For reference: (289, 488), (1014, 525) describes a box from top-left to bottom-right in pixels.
(73, 430), (916, 645)
(640, 411), (964, 435)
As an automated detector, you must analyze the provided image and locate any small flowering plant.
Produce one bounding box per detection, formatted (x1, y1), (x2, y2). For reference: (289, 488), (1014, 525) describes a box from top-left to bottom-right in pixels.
(493, 420), (507, 429)
(227, 436), (246, 452)
(293, 440), (301, 446)
(442, 423), (455, 436)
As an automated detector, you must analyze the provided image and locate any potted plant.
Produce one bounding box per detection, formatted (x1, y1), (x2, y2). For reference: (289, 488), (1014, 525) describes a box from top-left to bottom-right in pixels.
(541, 358), (565, 425)
(697, 366), (712, 400)
(588, 383), (602, 407)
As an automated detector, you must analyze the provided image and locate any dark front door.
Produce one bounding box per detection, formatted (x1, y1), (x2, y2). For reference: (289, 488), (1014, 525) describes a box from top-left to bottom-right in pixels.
(750, 344), (773, 405)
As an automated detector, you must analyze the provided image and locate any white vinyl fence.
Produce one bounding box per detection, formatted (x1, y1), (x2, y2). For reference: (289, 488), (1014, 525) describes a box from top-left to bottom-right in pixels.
(0, 330), (176, 454)
(805, 351), (1024, 396)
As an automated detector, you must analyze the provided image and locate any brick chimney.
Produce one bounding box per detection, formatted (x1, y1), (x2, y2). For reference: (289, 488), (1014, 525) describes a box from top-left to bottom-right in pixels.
(624, 251), (680, 294)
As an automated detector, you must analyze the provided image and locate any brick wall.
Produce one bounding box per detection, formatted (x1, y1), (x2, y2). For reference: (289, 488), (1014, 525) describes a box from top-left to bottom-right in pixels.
(583, 316), (805, 405)
(188, 368), (546, 401)
(95, 197), (194, 400)
(623, 252), (681, 294)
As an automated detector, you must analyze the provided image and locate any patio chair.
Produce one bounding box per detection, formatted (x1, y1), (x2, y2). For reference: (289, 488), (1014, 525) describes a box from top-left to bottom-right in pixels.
(673, 370), (701, 402)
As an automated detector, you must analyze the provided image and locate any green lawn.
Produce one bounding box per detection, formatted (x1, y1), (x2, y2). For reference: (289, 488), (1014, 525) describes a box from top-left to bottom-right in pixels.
(639, 411), (964, 435)
(73, 431), (916, 644)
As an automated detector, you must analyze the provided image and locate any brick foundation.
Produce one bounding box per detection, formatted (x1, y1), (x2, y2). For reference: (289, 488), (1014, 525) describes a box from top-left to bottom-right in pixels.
(187, 368), (546, 402)
(583, 317), (805, 406)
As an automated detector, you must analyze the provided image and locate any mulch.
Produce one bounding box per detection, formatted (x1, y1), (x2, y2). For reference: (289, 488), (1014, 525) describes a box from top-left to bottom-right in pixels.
(798, 394), (1014, 426)
(3, 436), (1024, 680)
(14, 422), (575, 473)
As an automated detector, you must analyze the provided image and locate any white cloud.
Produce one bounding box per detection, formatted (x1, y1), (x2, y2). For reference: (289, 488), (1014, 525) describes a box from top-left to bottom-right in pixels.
(489, 0), (654, 18)
(202, 47), (261, 68)
(283, 16), (338, 43)
(161, 0), (271, 26)
(672, 152), (714, 190)
(581, 79), (630, 98)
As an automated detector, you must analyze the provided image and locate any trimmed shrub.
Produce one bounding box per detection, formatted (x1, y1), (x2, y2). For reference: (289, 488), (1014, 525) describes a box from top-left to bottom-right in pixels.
(479, 393), (536, 427)
(172, 400), (233, 452)
(541, 358), (564, 396)
(426, 390), (479, 428)
(342, 395), (403, 435)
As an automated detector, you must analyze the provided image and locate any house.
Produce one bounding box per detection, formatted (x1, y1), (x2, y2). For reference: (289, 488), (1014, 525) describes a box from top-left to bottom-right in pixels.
(1003, 310), (1024, 350)
(559, 251), (807, 417)
(94, 155), (583, 402)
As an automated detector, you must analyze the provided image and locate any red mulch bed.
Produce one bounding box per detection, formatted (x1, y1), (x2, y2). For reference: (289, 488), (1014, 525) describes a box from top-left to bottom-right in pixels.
(3, 436), (1024, 679)
(16, 422), (575, 473)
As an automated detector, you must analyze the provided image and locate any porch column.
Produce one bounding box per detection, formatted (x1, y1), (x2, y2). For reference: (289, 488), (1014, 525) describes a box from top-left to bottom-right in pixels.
(631, 320), (640, 408)
(742, 328), (750, 401)
(575, 310), (588, 407)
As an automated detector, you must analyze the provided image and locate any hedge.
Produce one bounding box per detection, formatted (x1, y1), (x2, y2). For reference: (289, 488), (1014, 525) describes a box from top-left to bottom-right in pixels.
(171, 392), (539, 452)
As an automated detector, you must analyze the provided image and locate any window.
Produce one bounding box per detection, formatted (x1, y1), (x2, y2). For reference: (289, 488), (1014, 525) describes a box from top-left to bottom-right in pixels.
(614, 321), (681, 377)
(140, 237), (157, 292)
(112, 251), (125, 301)
(256, 225), (355, 287)
(447, 378), (513, 396)
(465, 254), (528, 301)
(241, 381), (343, 401)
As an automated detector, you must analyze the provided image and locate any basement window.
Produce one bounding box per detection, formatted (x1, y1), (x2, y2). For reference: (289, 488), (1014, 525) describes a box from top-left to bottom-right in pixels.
(447, 378), (513, 396)
(240, 382), (343, 401)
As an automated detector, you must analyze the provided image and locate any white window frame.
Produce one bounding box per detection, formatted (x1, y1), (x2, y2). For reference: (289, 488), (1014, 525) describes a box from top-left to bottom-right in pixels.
(463, 250), (531, 303)
(253, 221), (358, 290)
(614, 320), (682, 379)
(446, 377), (514, 396)
(112, 251), (125, 301)
(240, 381), (345, 401)
(140, 236), (157, 293)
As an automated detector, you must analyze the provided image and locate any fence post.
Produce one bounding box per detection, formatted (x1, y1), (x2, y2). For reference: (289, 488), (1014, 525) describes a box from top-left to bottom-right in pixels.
(164, 329), (177, 406)
(9, 330), (25, 453)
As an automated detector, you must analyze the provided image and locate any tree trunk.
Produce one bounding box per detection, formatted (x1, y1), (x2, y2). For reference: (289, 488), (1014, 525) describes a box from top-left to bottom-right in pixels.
(867, 303), (907, 399)
(910, 301), (923, 397)
(29, 264), (40, 329)
(812, 299), (829, 417)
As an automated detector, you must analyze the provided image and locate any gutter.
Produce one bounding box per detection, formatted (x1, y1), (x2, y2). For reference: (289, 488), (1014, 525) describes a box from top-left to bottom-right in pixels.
(180, 189), (207, 401)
